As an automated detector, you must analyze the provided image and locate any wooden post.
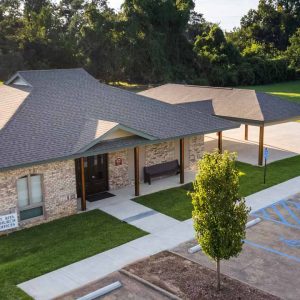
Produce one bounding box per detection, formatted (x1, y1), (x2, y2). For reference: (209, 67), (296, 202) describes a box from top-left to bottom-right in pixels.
(245, 124), (248, 140)
(80, 157), (86, 211)
(180, 138), (184, 184)
(218, 131), (223, 153)
(134, 147), (140, 196)
(258, 125), (264, 166)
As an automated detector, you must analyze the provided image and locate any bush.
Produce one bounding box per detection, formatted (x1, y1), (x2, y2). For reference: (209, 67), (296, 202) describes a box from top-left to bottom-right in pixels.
(237, 63), (255, 85)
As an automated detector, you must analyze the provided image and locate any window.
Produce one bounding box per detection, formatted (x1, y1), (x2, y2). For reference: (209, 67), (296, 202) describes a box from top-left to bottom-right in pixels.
(17, 175), (44, 221)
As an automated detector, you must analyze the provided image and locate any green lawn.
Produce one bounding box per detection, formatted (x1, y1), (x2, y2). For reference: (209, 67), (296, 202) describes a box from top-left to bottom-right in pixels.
(134, 155), (300, 221)
(243, 80), (300, 103)
(0, 210), (147, 300)
(134, 183), (193, 221)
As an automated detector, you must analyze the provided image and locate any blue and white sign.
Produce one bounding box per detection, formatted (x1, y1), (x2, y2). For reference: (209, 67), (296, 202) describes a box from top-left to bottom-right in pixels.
(0, 213), (18, 232)
(264, 147), (269, 160)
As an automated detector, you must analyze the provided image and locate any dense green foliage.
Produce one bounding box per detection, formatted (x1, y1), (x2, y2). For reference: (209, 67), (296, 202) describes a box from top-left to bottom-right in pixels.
(0, 210), (147, 299)
(191, 151), (249, 289)
(0, 0), (299, 85)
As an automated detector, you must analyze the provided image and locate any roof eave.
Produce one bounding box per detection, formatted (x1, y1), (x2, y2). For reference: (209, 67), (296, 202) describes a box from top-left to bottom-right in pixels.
(0, 122), (240, 172)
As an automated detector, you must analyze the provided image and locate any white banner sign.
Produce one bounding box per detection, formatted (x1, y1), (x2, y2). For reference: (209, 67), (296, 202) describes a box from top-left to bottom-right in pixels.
(0, 213), (18, 231)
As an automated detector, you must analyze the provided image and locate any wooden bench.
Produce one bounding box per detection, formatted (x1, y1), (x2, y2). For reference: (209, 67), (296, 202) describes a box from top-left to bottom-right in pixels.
(144, 160), (180, 185)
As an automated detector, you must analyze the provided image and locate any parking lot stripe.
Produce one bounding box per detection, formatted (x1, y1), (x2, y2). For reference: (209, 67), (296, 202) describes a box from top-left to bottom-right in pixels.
(261, 208), (270, 219)
(289, 200), (300, 210)
(244, 240), (300, 263)
(281, 201), (300, 224)
(251, 212), (300, 229)
(271, 204), (289, 225)
(252, 199), (300, 229)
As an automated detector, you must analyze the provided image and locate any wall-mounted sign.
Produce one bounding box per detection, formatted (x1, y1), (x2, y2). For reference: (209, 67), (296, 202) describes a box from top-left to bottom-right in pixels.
(0, 212), (18, 232)
(115, 157), (123, 166)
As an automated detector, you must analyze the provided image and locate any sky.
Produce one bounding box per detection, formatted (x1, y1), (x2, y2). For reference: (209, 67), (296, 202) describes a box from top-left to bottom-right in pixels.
(107, 0), (260, 31)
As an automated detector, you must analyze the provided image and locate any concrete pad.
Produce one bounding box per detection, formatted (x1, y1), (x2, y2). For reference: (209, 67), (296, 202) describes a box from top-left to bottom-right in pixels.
(205, 122), (300, 165)
(154, 222), (195, 245)
(96, 200), (152, 220)
(129, 212), (181, 233)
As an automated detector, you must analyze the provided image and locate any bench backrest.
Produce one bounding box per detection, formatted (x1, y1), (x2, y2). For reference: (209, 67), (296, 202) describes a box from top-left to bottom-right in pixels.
(144, 160), (179, 176)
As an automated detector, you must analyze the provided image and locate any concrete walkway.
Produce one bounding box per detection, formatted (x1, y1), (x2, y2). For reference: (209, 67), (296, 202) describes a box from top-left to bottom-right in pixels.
(18, 176), (300, 300)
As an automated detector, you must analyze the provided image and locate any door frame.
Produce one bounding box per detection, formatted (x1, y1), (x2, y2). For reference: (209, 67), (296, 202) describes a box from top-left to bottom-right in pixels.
(75, 154), (109, 199)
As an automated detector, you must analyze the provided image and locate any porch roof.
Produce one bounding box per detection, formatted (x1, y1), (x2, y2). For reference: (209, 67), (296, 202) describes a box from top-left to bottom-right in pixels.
(139, 84), (300, 125)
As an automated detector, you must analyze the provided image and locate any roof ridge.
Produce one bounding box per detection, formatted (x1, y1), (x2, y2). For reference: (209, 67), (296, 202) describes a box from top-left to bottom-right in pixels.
(151, 83), (258, 92)
(18, 68), (85, 73)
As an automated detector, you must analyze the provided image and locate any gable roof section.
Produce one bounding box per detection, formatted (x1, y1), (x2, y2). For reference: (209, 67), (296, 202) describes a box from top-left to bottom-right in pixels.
(139, 84), (300, 123)
(0, 69), (238, 170)
(74, 119), (156, 153)
(0, 84), (30, 130)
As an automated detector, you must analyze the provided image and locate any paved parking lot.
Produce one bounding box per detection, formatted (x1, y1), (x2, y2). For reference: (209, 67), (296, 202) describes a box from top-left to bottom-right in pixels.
(56, 271), (169, 300)
(173, 194), (300, 300)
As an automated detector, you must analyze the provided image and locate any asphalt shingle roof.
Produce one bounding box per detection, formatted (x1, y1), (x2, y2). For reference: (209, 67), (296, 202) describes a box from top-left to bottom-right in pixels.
(139, 84), (300, 123)
(0, 69), (238, 170)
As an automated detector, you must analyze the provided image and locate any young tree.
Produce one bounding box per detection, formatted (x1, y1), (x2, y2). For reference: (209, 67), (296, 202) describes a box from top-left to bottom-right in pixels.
(190, 151), (249, 291)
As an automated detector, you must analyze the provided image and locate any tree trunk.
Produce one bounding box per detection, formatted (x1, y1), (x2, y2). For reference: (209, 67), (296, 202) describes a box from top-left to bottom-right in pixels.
(216, 259), (221, 291)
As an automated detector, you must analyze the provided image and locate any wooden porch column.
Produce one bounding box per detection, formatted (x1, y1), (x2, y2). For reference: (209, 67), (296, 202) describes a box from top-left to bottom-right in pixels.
(80, 157), (86, 211)
(218, 131), (223, 153)
(258, 125), (264, 166)
(180, 138), (185, 184)
(245, 124), (248, 140)
(134, 147), (140, 196)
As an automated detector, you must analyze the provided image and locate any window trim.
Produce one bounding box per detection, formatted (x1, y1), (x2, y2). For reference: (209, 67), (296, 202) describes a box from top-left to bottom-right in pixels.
(17, 174), (45, 220)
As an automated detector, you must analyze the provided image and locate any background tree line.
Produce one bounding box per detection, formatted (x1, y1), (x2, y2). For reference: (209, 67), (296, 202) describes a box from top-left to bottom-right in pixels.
(1, 0), (300, 86)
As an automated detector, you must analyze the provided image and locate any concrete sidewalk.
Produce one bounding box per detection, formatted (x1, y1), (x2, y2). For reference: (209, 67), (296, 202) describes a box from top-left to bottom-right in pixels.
(19, 217), (193, 300)
(18, 176), (300, 300)
(246, 176), (300, 212)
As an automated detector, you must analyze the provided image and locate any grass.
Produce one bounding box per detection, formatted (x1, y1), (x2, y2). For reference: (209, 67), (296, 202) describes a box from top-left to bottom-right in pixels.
(109, 81), (150, 93)
(243, 80), (300, 103)
(134, 183), (193, 221)
(134, 155), (300, 221)
(0, 210), (147, 299)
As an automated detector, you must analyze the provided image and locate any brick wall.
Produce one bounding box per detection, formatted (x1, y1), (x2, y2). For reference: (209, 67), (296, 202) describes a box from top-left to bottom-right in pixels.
(188, 135), (204, 171)
(0, 160), (77, 232)
(145, 141), (176, 166)
(106, 135), (204, 191)
(108, 150), (130, 190)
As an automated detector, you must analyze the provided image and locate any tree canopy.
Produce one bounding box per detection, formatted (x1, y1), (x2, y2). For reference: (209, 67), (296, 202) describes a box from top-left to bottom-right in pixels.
(191, 151), (249, 290)
(0, 0), (299, 85)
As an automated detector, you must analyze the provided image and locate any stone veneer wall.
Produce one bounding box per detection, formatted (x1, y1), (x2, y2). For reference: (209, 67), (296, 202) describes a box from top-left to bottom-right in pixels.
(188, 135), (204, 171)
(108, 135), (204, 190)
(108, 149), (130, 190)
(145, 141), (175, 166)
(0, 160), (77, 232)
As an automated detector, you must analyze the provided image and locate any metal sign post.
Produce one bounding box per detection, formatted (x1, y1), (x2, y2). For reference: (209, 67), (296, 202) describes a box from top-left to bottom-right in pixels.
(264, 147), (269, 184)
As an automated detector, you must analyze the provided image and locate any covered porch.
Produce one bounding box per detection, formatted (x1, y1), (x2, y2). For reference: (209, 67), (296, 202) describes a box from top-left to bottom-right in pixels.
(86, 169), (196, 215)
(205, 122), (300, 165)
(75, 134), (219, 211)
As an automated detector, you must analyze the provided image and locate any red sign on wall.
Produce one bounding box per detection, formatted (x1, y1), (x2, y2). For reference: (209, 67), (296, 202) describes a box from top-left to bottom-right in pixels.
(115, 157), (122, 166)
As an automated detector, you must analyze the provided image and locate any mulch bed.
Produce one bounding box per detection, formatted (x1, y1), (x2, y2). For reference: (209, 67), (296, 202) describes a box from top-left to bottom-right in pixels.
(123, 251), (280, 300)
